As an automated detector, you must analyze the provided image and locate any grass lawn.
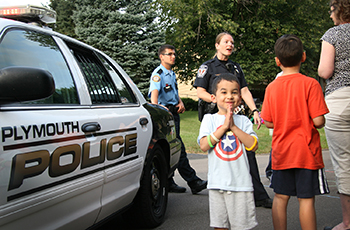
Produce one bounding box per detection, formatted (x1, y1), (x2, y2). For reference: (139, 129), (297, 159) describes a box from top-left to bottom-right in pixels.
(180, 111), (328, 154)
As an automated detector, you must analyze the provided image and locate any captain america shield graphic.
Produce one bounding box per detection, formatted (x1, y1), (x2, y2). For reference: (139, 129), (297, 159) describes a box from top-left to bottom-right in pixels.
(214, 131), (243, 161)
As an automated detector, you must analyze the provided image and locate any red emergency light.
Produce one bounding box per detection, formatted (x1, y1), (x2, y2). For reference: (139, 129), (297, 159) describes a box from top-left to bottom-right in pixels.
(0, 5), (56, 24)
(1, 8), (21, 16)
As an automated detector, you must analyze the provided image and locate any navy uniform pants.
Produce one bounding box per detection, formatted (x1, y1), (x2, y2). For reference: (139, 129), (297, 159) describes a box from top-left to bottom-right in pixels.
(247, 150), (270, 201)
(170, 112), (200, 185)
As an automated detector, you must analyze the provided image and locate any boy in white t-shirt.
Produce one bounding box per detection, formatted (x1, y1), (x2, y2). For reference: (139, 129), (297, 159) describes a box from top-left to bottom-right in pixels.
(198, 73), (258, 230)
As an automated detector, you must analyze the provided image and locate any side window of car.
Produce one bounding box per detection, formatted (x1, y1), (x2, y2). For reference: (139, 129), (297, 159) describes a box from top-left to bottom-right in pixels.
(0, 29), (79, 104)
(67, 43), (137, 104)
(96, 53), (137, 104)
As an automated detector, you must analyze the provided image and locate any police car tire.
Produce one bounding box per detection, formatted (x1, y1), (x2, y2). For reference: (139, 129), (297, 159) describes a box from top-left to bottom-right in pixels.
(125, 145), (168, 228)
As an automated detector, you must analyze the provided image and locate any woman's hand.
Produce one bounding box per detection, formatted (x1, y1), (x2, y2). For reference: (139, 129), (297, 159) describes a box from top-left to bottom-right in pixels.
(253, 112), (262, 130)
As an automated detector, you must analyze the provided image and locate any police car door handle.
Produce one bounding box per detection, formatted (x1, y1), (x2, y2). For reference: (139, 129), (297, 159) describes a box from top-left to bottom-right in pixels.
(139, 117), (148, 126)
(82, 122), (101, 132)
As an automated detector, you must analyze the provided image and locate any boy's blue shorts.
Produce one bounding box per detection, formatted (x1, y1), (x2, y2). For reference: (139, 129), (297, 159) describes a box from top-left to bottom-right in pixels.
(270, 168), (329, 198)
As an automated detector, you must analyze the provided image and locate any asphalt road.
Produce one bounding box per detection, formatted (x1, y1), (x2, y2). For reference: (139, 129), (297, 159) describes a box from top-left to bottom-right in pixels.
(99, 150), (342, 230)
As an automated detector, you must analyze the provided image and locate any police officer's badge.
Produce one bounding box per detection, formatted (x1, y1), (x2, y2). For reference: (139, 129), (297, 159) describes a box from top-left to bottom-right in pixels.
(152, 75), (161, 82)
(197, 65), (208, 78)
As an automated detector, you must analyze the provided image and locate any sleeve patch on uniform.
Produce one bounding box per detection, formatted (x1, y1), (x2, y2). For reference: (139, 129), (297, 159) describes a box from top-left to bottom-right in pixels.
(197, 65), (208, 78)
(152, 75), (161, 82)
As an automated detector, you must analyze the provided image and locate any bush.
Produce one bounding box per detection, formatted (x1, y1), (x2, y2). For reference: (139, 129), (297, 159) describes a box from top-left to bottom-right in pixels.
(181, 97), (198, 111)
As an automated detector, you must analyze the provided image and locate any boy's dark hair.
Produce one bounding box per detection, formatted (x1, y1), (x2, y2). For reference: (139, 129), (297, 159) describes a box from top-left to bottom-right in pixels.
(211, 73), (241, 95)
(158, 44), (175, 56)
(274, 34), (304, 67)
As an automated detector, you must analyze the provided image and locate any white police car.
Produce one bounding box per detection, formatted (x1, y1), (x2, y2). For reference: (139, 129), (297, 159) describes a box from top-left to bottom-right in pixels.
(0, 6), (181, 229)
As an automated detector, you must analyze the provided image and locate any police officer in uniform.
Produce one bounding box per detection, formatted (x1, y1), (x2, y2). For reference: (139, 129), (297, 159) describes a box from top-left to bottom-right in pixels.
(194, 32), (273, 208)
(196, 55), (248, 121)
(148, 44), (207, 194)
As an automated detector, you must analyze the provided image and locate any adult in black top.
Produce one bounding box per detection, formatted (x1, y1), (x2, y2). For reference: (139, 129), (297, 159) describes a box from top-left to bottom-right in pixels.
(195, 56), (247, 94)
(194, 32), (260, 127)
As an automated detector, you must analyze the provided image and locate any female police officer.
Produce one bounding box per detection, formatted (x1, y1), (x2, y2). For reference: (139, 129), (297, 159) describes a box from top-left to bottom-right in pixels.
(194, 32), (272, 208)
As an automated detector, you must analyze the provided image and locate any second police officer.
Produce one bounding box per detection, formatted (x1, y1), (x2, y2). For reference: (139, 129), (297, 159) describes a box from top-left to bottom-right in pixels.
(149, 44), (207, 194)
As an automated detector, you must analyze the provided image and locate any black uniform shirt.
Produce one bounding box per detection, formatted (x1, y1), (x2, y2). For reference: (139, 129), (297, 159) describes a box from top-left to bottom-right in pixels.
(193, 56), (248, 94)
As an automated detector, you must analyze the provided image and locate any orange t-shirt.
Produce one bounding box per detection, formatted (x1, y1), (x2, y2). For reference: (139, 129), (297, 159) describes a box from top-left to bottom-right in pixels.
(261, 73), (329, 170)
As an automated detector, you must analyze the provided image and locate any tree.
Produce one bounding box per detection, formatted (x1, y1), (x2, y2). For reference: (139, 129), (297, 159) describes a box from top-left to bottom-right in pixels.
(71, 0), (165, 96)
(154, 0), (240, 83)
(232, 0), (333, 90)
(155, 0), (333, 94)
(50, 0), (77, 38)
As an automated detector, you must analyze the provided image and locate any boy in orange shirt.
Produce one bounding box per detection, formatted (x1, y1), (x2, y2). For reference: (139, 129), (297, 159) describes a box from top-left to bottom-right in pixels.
(261, 34), (329, 230)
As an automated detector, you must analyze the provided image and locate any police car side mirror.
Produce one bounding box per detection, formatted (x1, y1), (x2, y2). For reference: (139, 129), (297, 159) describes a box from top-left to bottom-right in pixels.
(0, 67), (55, 104)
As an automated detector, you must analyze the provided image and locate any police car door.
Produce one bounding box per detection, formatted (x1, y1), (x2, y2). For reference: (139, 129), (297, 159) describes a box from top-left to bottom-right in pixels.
(0, 27), (104, 229)
(64, 43), (152, 222)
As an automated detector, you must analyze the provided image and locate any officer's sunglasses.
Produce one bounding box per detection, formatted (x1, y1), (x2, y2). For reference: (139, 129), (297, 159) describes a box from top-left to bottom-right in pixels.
(162, 53), (176, 57)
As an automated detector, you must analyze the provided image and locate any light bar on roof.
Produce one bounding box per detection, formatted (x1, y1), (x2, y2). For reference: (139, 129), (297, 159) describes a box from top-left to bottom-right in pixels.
(0, 5), (57, 24)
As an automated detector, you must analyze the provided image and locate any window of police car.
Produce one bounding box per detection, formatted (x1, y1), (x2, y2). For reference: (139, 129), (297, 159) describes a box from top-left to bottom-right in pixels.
(0, 28), (79, 104)
(66, 42), (137, 105)
(0, 28), (136, 106)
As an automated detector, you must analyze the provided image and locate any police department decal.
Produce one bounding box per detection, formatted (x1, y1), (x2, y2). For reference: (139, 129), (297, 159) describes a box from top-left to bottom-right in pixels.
(152, 75), (161, 82)
(197, 65), (208, 78)
(214, 129), (243, 161)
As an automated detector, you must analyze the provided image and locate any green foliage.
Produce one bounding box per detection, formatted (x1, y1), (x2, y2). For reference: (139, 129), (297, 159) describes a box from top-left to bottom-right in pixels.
(233, 0), (333, 90)
(50, 0), (334, 98)
(50, 0), (77, 38)
(68, 0), (165, 96)
(153, 0), (240, 83)
(154, 0), (333, 91)
(181, 97), (198, 111)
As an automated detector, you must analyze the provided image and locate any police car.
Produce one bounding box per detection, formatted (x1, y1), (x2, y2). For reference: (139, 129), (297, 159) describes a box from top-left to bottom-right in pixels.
(0, 5), (181, 229)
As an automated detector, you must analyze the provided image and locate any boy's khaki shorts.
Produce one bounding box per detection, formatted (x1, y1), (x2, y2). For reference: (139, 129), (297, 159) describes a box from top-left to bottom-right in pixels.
(209, 189), (257, 229)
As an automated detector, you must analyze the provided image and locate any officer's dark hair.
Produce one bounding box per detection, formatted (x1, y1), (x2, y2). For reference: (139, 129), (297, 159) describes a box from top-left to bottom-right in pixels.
(211, 73), (241, 95)
(158, 44), (175, 57)
(274, 34), (303, 67)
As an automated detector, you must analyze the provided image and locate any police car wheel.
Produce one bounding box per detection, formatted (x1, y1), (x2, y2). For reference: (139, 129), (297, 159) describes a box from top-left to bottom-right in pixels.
(125, 145), (168, 228)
